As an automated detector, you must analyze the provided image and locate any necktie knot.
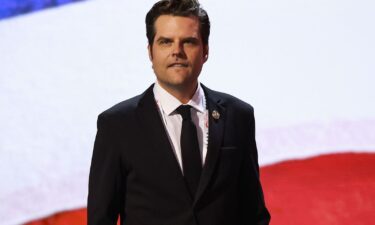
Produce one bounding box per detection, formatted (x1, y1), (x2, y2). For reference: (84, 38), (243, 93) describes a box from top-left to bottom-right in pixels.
(176, 105), (192, 120)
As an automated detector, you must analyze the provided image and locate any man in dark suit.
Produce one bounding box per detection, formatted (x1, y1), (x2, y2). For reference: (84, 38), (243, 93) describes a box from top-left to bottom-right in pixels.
(88, 0), (270, 224)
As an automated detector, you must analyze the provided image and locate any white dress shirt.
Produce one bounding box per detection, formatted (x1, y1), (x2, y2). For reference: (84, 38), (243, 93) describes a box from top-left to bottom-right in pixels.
(153, 82), (209, 173)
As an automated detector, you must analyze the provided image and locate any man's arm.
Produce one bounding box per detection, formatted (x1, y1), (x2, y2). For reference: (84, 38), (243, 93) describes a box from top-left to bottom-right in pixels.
(87, 114), (125, 225)
(239, 108), (271, 225)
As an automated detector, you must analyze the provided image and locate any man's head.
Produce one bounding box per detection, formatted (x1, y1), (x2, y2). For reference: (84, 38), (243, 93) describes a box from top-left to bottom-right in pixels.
(146, 0), (210, 47)
(146, 0), (210, 101)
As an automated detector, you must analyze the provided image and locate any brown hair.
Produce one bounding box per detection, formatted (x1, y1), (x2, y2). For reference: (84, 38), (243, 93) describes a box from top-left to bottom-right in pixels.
(145, 0), (210, 46)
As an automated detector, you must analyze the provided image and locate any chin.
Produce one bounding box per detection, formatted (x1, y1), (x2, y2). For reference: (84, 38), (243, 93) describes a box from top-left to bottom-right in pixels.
(163, 79), (194, 90)
(166, 75), (191, 84)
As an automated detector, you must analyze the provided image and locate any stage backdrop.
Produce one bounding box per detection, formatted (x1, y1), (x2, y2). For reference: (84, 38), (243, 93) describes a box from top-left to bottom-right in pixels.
(0, 0), (374, 224)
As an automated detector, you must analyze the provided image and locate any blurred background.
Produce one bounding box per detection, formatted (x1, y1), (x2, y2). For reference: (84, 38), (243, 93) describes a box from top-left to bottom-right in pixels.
(1, 0), (374, 224)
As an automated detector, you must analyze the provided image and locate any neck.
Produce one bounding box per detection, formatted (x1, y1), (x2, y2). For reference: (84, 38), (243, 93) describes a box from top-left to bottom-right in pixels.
(157, 81), (198, 104)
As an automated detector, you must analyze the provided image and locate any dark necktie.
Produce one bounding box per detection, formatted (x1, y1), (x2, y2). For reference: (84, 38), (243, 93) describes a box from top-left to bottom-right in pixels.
(176, 105), (202, 196)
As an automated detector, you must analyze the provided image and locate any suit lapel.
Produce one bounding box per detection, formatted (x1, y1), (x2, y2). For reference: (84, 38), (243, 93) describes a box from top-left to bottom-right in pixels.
(194, 85), (226, 205)
(135, 84), (226, 205)
(135, 85), (193, 202)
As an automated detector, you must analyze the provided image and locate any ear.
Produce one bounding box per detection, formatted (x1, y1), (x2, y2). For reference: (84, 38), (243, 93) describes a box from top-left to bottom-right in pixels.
(147, 44), (153, 61)
(203, 45), (209, 62)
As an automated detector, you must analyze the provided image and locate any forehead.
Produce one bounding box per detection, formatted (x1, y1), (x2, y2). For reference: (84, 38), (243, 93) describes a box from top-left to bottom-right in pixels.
(154, 15), (201, 38)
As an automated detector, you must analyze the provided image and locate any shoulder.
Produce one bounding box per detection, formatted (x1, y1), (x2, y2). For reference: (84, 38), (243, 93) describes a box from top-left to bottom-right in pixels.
(98, 84), (154, 120)
(95, 95), (140, 131)
(99, 94), (141, 120)
(98, 95), (141, 126)
(202, 84), (254, 115)
(96, 85), (154, 128)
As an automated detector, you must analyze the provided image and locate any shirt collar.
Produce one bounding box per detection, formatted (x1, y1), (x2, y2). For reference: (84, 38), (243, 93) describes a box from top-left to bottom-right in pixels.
(153, 81), (206, 116)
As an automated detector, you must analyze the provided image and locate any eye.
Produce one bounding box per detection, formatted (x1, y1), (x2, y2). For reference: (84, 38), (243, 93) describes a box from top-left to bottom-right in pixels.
(159, 39), (172, 45)
(183, 38), (198, 46)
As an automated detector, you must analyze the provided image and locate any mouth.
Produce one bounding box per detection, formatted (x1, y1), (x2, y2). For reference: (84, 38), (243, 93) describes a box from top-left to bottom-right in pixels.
(168, 63), (188, 68)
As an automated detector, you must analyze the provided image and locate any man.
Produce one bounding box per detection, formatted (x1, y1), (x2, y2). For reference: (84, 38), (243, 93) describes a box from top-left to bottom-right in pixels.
(88, 0), (271, 224)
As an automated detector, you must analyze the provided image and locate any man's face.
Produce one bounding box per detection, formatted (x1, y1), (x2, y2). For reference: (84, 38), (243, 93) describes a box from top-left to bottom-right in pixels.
(148, 15), (208, 93)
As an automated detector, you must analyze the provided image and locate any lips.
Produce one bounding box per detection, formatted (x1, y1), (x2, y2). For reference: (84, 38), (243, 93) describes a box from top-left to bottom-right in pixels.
(168, 63), (188, 68)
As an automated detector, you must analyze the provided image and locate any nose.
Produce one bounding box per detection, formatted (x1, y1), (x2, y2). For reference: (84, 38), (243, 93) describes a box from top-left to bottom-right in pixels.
(171, 42), (185, 58)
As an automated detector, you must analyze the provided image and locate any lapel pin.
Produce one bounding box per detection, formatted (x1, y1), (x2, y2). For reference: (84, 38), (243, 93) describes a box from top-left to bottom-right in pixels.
(212, 110), (220, 120)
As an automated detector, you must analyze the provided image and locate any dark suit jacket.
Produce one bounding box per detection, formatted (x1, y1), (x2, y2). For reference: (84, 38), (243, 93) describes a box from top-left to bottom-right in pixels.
(88, 84), (270, 225)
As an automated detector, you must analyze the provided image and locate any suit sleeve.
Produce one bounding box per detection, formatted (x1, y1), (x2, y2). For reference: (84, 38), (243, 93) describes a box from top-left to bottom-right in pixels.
(239, 108), (271, 225)
(87, 114), (125, 225)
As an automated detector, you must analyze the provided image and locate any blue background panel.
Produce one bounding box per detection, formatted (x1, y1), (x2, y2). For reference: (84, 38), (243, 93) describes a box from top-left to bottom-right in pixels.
(0, 0), (84, 20)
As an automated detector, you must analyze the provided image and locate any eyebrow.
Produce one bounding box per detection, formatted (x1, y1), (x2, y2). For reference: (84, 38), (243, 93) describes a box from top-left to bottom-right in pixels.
(156, 36), (199, 43)
(156, 36), (172, 42)
(183, 37), (199, 43)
